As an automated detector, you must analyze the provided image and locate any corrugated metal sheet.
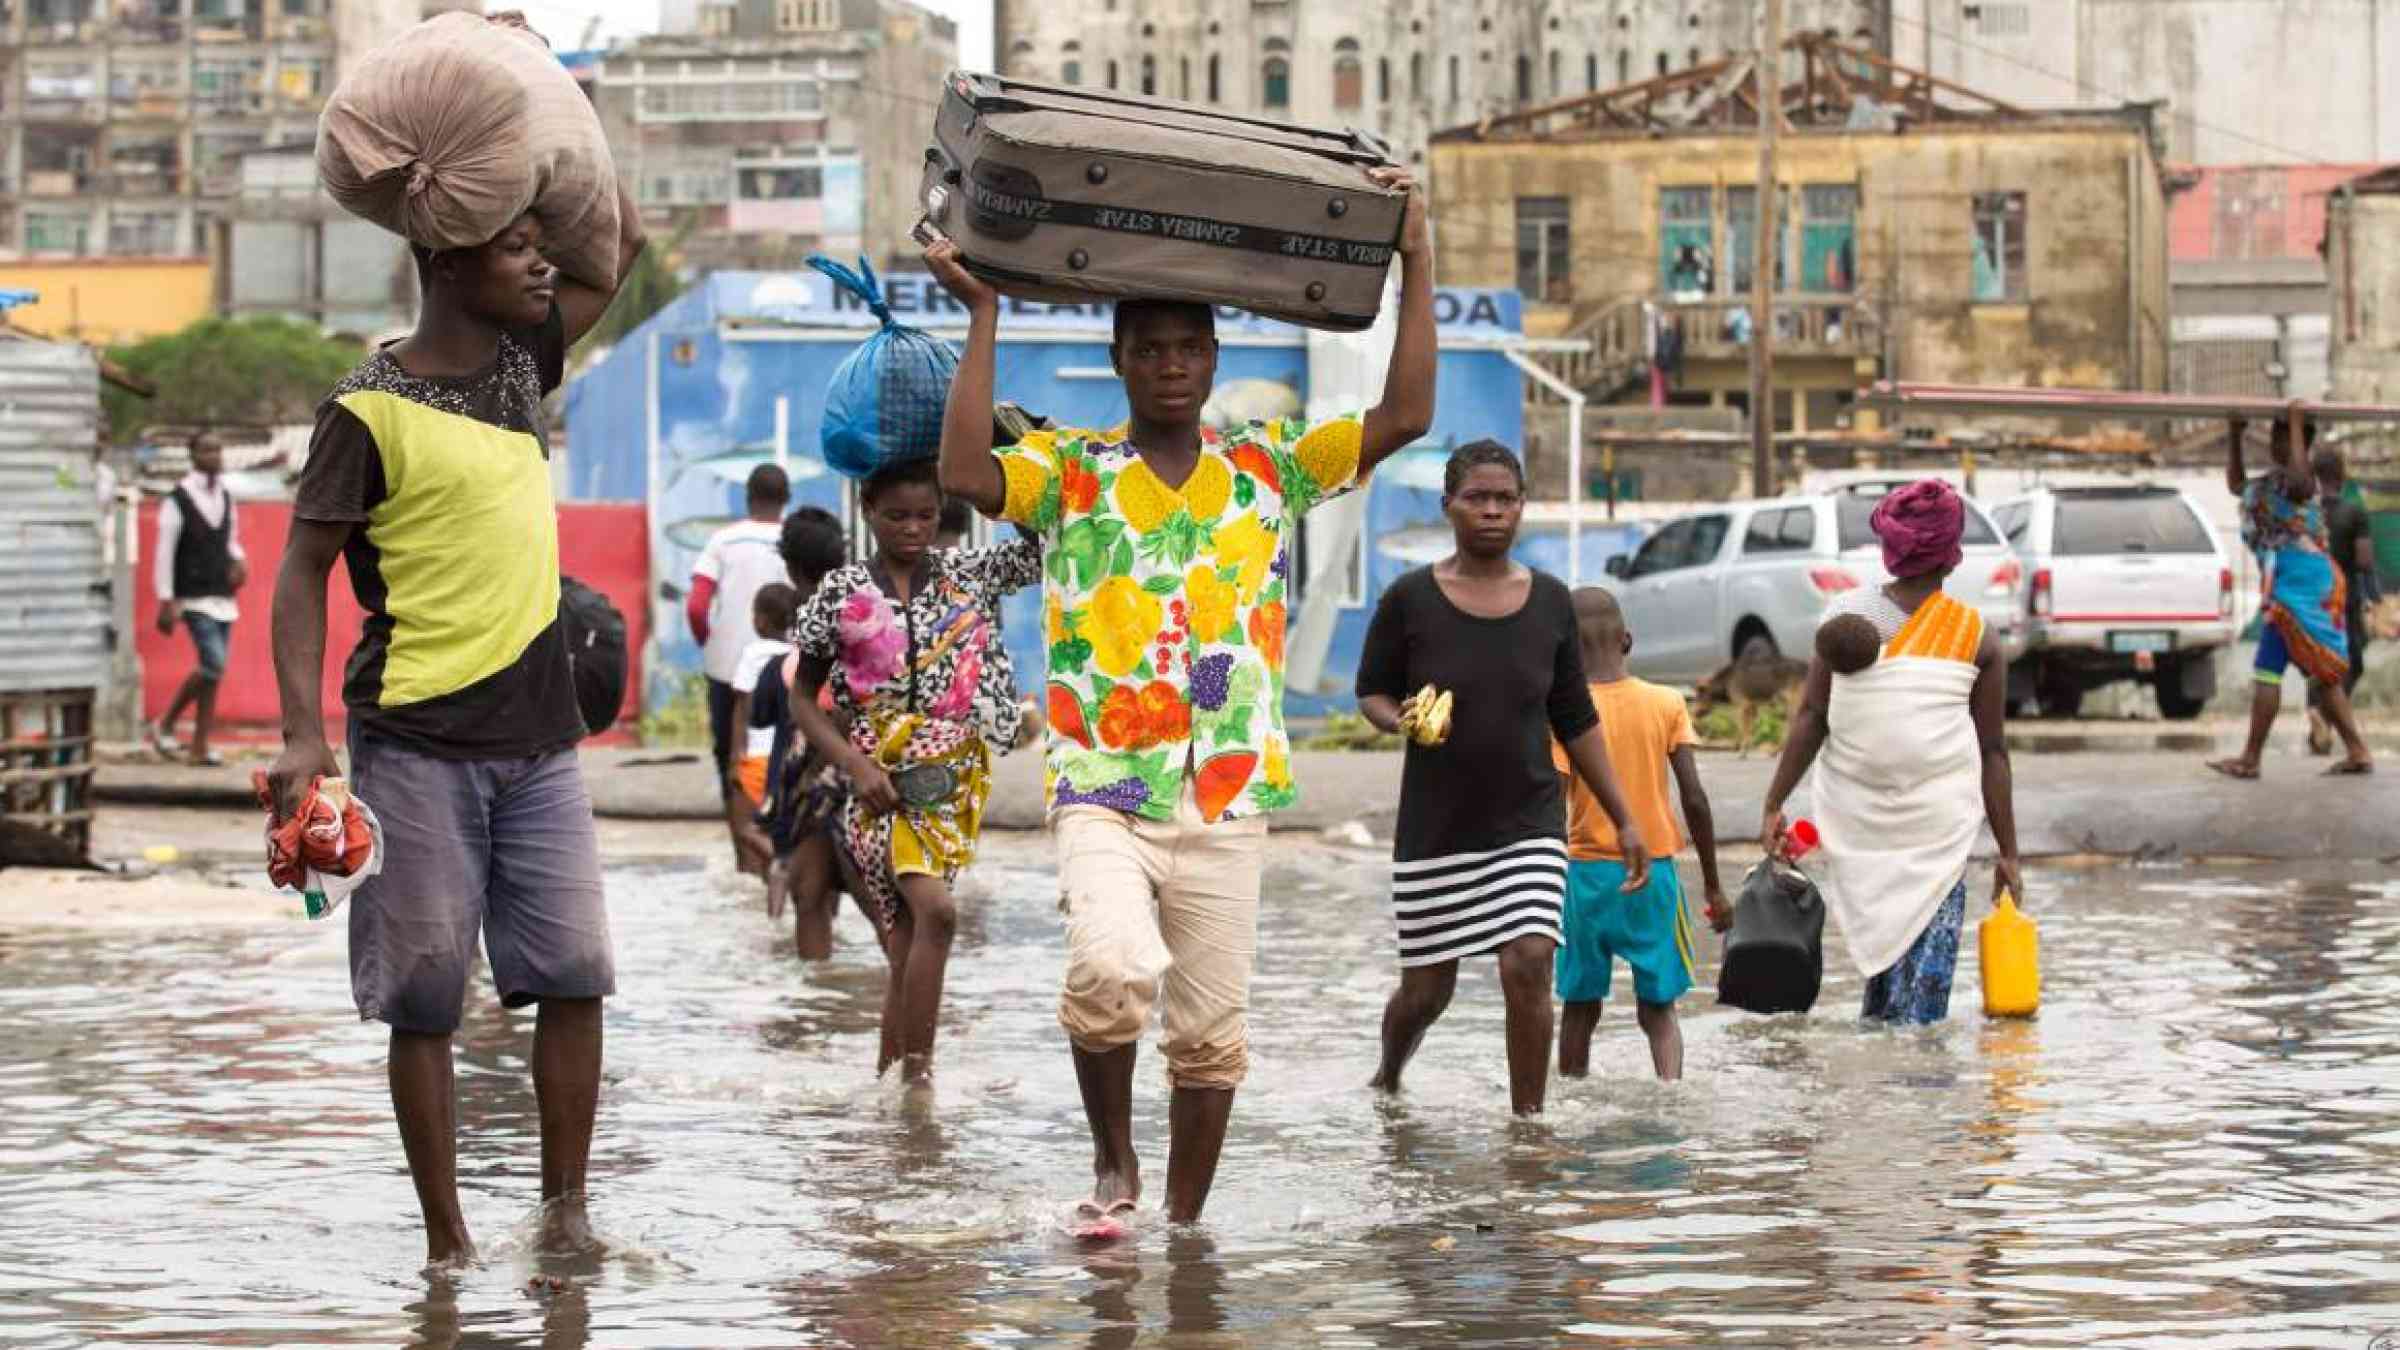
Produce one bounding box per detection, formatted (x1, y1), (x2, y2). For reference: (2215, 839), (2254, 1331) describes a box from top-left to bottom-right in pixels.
(0, 337), (107, 694)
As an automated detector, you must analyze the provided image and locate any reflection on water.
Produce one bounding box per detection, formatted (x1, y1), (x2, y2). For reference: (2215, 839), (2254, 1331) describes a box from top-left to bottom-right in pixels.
(5, 855), (2400, 1346)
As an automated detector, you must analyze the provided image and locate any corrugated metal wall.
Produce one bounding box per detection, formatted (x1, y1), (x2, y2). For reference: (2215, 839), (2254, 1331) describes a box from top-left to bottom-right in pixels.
(0, 337), (106, 693)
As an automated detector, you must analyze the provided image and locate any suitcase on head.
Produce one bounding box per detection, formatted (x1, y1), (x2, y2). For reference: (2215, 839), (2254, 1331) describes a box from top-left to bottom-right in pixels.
(918, 70), (1405, 332)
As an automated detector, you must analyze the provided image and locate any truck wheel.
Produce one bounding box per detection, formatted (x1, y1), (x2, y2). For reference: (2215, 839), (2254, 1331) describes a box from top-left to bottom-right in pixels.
(2155, 674), (2207, 721)
(2036, 679), (2084, 719)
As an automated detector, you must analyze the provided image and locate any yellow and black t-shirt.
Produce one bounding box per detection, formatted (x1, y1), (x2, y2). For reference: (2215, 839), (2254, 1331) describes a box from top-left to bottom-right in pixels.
(294, 308), (584, 758)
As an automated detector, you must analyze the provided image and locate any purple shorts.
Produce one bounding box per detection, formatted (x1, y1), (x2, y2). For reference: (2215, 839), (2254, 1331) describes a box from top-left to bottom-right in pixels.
(346, 730), (614, 1034)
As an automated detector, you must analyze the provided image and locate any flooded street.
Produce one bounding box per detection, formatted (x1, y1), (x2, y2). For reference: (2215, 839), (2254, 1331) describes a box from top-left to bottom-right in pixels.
(5, 843), (2400, 1347)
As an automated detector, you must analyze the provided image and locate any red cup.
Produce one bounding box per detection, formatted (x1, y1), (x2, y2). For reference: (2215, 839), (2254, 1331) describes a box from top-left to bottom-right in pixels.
(1782, 818), (1820, 863)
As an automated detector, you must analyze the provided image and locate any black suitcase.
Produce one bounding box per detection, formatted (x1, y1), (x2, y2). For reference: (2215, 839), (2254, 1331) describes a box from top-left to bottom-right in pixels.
(917, 70), (1405, 331)
(1716, 860), (1827, 1014)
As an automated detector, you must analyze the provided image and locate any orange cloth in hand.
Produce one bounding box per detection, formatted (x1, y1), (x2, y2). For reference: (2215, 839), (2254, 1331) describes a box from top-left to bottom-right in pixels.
(253, 771), (375, 890)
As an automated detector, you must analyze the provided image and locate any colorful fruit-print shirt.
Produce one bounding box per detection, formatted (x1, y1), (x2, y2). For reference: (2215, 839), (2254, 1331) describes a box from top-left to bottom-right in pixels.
(791, 540), (1044, 750)
(995, 415), (1363, 823)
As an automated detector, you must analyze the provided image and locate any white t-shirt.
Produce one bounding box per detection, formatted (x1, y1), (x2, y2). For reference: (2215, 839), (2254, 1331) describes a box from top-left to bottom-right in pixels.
(692, 518), (788, 683)
(731, 637), (792, 760)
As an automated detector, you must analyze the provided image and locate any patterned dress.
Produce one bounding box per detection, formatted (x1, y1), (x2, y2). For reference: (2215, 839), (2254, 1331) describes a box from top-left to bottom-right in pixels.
(2242, 472), (2350, 687)
(792, 542), (1042, 923)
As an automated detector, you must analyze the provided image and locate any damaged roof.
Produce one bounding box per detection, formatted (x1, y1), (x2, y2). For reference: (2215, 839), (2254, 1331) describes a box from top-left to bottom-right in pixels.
(1434, 32), (2153, 143)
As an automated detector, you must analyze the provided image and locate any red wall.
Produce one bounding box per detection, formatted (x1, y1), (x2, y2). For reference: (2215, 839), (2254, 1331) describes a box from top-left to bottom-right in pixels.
(135, 499), (650, 743)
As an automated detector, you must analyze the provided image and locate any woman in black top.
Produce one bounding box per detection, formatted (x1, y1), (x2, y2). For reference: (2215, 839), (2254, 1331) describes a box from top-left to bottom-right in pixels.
(1355, 441), (1649, 1116)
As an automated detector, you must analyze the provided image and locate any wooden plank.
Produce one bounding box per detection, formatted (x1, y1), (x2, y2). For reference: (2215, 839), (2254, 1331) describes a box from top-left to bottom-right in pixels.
(0, 763), (97, 789)
(1860, 382), (2400, 423)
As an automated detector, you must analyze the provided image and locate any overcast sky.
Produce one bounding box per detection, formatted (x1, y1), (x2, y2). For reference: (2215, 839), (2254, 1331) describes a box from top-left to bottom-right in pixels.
(507, 0), (997, 68)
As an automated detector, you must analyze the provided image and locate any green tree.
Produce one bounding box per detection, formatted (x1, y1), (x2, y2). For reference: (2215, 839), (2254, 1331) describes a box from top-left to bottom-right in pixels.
(102, 316), (364, 442)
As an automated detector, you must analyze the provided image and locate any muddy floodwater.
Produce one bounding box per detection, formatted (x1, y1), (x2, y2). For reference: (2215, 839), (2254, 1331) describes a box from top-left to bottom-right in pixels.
(5, 845), (2400, 1347)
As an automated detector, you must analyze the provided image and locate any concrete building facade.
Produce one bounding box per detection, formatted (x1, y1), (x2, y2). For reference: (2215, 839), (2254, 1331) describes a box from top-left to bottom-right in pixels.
(0, 0), (437, 262)
(1892, 0), (2400, 167)
(599, 0), (957, 273)
(1430, 39), (2170, 455)
(2326, 168), (2400, 419)
(993, 0), (1884, 167)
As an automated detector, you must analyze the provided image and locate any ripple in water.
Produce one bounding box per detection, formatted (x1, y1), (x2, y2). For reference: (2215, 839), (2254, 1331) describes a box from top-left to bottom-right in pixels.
(3, 852), (2400, 1346)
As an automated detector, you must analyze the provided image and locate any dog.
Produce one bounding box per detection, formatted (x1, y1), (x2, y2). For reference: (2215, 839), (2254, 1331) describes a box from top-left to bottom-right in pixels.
(1691, 641), (1810, 757)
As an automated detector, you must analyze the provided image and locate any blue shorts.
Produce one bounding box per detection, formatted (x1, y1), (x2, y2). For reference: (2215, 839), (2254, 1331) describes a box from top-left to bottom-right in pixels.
(184, 612), (230, 681)
(2253, 622), (2291, 685)
(1556, 858), (1697, 1007)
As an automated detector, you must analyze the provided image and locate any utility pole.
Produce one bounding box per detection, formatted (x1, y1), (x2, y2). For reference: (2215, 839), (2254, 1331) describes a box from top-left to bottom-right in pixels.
(1748, 0), (1782, 498)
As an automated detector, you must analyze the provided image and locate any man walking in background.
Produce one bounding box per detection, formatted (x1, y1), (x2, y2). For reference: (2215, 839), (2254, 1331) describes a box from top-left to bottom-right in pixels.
(689, 464), (794, 871)
(149, 430), (245, 766)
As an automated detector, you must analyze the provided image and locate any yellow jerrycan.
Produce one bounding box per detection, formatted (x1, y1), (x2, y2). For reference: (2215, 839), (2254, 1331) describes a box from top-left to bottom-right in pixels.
(1979, 889), (2040, 1018)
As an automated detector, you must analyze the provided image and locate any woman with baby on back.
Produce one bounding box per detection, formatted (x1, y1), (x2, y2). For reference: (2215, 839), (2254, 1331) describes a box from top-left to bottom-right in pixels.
(1760, 480), (2023, 1025)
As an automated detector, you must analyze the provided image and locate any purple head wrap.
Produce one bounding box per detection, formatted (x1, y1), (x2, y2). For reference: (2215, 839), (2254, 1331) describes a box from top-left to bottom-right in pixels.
(1869, 479), (1965, 579)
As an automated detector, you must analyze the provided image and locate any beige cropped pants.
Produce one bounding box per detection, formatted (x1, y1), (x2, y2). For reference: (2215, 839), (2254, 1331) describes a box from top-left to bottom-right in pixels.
(1052, 783), (1267, 1089)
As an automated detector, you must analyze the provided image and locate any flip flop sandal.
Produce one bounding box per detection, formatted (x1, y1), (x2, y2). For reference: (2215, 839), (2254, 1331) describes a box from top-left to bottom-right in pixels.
(191, 750), (226, 768)
(2325, 759), (2375, 777)
(1066, 1199), (1138, 1243)
(2205, 759), (2260, 781)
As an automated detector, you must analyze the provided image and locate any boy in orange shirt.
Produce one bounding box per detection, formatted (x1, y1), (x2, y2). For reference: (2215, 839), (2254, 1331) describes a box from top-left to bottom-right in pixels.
(1553, 588), (1731, 1081)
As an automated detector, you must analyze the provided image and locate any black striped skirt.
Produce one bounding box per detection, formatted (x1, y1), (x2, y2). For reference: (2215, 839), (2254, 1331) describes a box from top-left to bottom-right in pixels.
(1391, 837), (1569, 968)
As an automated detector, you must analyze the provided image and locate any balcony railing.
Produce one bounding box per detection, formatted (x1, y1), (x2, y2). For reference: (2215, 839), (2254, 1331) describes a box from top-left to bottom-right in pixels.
(1664, 295), (1879, 359)
(20, 167), (93, 196)
(95, 168), (187, 197)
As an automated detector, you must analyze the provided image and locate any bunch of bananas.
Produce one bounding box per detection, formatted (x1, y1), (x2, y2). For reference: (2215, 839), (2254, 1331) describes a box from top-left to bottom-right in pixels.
(1396, 684), (1454, 747)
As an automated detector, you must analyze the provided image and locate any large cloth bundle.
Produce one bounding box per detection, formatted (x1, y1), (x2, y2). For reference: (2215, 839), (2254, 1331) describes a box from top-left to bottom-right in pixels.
(317, 12), (620, 289)
(918, 70), (1405, 331)
(810, 255), (961, 481)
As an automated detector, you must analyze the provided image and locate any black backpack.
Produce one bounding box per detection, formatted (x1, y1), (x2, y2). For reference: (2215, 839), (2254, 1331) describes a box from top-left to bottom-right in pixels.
(558, 575), (628, 739)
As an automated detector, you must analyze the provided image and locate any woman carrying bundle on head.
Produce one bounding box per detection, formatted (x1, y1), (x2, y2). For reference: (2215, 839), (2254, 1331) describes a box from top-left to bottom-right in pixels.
(788, 458), (1041, 1085)
(1354, 439), (1650, 1117)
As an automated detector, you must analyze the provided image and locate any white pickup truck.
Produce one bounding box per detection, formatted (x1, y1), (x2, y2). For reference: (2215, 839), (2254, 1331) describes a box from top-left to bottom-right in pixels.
(1990, 486), (2236, 720)
(1599, 484), (2025, 686)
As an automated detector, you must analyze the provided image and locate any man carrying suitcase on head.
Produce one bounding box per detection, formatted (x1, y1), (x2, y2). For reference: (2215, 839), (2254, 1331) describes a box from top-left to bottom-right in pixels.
(926, 166), (1435, 1225)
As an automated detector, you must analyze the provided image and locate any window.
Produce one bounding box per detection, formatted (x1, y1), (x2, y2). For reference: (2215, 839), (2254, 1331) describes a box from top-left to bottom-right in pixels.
(1410, 52), (1423, 99)
(1800, 183), (1858, 292)
(1836, 493), (2000, 551)
(1685, 515), (1730, 568)
(1968, 2), (2032, 36)
(1655, 52), (1668, 76)
(1742, 506), (1817, 555)
(1515, 54), (1531, 102)
(738, 163), (823, 201)
(283, 0), (313, 16)
(1180, 56), (1191, 100)
(1448, 54), (1459, 102)
(1548, 49), (1561, 96)
(1334, 38), (1362, 110)
(1626, 520), (1694, 578)
(1516, 196), (1571, 303)
(2053, 492), (2214, 556)
(1064, 59), (1083, 85)
(1659, 186), (1713, 293)
(637, 78), (824, 120)
(109, 208), (180, 255)
(1617, 49), (1630, 83)
(1728, 185), (1789, 296)
(776, 0), (836, 30)
(1992, 502), (2030, 546)
(1377, 56), (1390, 104)
(1263, 57), (1289, 108)
(1586, 52), (1597, 91)
(24, 210), (91, 253)
(1107, 59), (1119, 89)
(277, 55), (325, 101)
(1972, 191), (2027, 301)
(1206, 53), (1219, 101)
(1141, 54), (1156, 95)
(1688, 46), (1700, 68)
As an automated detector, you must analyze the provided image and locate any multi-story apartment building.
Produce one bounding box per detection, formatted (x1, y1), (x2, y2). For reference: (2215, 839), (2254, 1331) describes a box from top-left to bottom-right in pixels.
(0, 0), (440, 259)
(994, 0), (1886, 167)
(598, 0), (958, 273)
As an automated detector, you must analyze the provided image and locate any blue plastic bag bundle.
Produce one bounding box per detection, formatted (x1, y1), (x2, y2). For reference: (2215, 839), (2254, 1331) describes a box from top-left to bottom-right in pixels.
(809, 254), (961, 480)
